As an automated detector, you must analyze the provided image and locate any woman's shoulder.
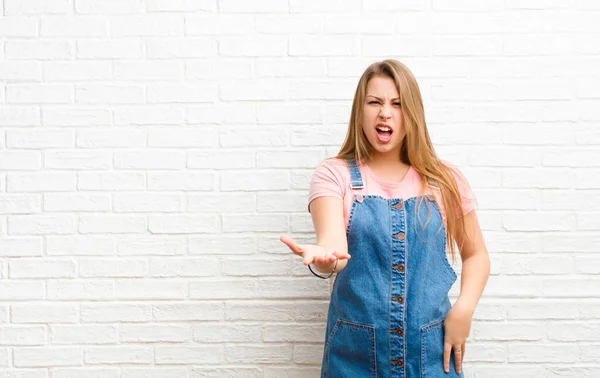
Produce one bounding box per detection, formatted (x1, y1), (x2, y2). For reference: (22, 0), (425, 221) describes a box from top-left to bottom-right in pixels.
(314, 157), (351, 175)
(439, 159), (476, 199)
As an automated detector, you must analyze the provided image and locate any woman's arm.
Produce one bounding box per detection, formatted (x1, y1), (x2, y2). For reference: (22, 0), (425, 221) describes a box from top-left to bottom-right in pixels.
(308, 196), (350, 274)
(454, 210), (491, 314)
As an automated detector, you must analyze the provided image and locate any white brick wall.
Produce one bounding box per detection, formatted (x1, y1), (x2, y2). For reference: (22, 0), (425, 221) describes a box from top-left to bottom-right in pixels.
(0, 0), (598, 376)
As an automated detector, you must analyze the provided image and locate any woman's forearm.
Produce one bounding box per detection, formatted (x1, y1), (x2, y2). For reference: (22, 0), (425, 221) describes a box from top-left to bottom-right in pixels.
(456, 252), (491, 314)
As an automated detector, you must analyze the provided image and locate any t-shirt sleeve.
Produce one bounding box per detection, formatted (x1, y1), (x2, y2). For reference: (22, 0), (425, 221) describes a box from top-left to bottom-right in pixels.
(308, 160), (346, 213)
(447, 163), (477, 217)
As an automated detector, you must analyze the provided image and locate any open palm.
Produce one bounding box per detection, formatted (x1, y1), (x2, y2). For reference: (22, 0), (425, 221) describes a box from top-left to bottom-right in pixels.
(280, 235), (351, 266)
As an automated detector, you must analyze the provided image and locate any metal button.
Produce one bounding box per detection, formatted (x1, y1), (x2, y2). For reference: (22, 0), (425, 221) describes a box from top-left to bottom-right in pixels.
(392, 359), (404, 367)
(391, 328), (404, 336)
(393, 264), (405, 272)
(355, 194), (364, 203)
(394, 232), (405, 240)
(391, 201), (403, 210)
(391, 296), (404, 304)
(426, 194), (436, 201)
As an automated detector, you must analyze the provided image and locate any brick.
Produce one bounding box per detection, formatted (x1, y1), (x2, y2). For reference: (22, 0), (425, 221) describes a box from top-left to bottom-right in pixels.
(146, 38), (217, 59)
(155, 346), (223, 364)
(0, 107), (40, 126)
(220, 79), (289, 100)
(79, 259), (148, 278)
(114, 151), (186, 169)
(43, 61), (110, 81)
(5, 40), (73, 60)
(147, 0), (216, 11)
(188, 151), (254, 170)
(85, 347), (153, 364)
(193, 323), (261, 343)
(75, 0), (145, 14)
(8, 215), (76, 235)
(220, 171), (290, 191)
(148, 172), (214, 192)
(116, 279), (187, 300)
(53, 369), (120, 378)
(44, 193), (110, 212)
(79, 215), (146, 234)
(0, 61), (41, 81)
(148, 127), (218, 148)
(185, 15), (252, 35)
(187, 193), (256, 213)
(110, 14), (184, 37)
(45, 151), (111, 170)
(113, 193), (183, 213)
(6, 129), (74, 149)
(51, 325), (117, 344)
(40, 16), (108, 37)
(113, 62), (183, 81)
(78, 172), (145, 191)
(9, 259), (76, 278)
(5, 0), (71, 15)
(123, 369), (188, 378)
(42, 107), (111, 126)
(149, 257), (219, 277)
(189, 236), (256, 255)
(81, 304), (151, 323)
(152, 302), (224, 322)
(290, 0), (360, 13)
(7, 84), (72, 104)
(0, 238), (42, 257)
(76, 128), (146, 148)
(224, 344), (292, 364)
(76, 39), (143, 59)
(0, 326), (46, 346)
(14, 347), (81, 367)
(0, 194), (41, 214)
(47, 280), (114, 300)
(219, 0), (287, 13)
(290, 36), (357, 56)
(120, 325), (190, 343)
(46, 236), (115, 256)
(509, 344), (577, 363)
(219, 126), (288, 147)
(147, 215), (219, 234)
(118, 236), (186, 256)
(11, 304), (79, 324)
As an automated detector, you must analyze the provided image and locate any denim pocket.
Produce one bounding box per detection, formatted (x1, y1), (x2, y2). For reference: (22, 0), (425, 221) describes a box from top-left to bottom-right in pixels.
(420, 318), (463, 378)
(323, 319), (376, 378)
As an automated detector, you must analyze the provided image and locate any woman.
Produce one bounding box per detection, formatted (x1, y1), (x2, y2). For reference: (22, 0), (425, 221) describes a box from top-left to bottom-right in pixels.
(281, 59), (490, 377)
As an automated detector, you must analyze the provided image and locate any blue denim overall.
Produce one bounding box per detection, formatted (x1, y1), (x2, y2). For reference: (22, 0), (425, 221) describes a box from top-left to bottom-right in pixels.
(321, 160), (463, 378)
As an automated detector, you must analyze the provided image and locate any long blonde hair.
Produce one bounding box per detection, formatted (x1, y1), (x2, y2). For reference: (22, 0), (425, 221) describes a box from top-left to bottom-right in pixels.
(336, 59), (468, 263)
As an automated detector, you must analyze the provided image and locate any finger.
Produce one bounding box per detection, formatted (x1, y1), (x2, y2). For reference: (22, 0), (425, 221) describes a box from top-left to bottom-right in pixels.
(314, 255), (326, 264)
(443, 342), (452, 373)
(280, 235), (303, 256)
(454, 345), (461, 374)
(332, 250), (351, 260)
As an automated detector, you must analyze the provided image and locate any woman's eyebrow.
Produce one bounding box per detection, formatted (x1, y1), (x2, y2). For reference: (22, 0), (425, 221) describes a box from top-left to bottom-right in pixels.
(366, 95), (400, 101)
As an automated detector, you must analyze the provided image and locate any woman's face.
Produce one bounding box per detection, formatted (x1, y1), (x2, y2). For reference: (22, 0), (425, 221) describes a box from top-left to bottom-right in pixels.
(361, 75), (405, 158)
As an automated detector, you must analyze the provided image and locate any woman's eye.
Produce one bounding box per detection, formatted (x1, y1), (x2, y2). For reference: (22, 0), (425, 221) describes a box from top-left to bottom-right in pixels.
(368, 101), (380, 105)
(393, 102), (401, 107)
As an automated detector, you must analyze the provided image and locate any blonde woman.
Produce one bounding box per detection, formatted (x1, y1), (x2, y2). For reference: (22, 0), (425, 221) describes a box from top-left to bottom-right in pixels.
(281, 60), (490, 377)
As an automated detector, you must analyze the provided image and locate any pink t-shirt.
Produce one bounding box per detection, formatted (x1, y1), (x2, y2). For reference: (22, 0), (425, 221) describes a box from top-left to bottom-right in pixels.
(308, 158), (477, 229)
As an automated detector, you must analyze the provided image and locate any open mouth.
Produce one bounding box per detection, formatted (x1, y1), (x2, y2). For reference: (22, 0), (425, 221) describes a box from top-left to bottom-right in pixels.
(376, 125), (392, 137)
(375, 125), (392, 142)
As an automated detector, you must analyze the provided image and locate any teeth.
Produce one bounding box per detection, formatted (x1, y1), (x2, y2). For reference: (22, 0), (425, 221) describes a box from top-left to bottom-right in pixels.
(376, 126), (391, 132)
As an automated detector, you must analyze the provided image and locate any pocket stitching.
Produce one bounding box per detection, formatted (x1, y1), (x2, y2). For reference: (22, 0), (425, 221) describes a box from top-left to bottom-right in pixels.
(420, 317), (446, 378)
(325, 319), (377, 377)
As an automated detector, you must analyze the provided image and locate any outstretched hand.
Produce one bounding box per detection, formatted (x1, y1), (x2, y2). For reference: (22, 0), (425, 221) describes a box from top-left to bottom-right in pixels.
(280, 235), (351, 266)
